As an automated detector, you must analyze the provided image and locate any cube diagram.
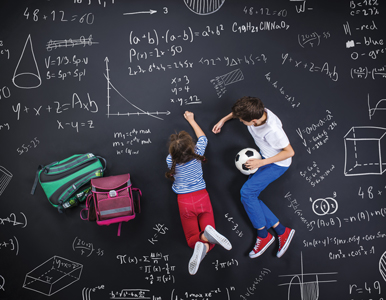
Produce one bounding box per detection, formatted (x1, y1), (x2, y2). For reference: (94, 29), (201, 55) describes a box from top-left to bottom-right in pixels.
(23, 256), (83, 296)
(344, 126), (386, 176)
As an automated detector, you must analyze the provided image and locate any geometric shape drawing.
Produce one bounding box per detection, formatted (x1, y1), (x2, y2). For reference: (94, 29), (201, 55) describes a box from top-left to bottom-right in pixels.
(380, 251), (386, 282)
(279, 252), (337, 300)
(311, 197), (338, 216)
(23, 256), (83, 296)
(12, 34), (42, 89)
(104, 57), (170, 120)
(368, 94), (386, 120)
(184, 0), (225, 15)
(210, 68), (244, 98)
(344, 126), (386, 176)
(0, 166), (12, 197)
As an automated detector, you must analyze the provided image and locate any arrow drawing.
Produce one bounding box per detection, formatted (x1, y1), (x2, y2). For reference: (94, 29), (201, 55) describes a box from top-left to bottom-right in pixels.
(105, 57), (169, 120)
(123, 9), (157, 15)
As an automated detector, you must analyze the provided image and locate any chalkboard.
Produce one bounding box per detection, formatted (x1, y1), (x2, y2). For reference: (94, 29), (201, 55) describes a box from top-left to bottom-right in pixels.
(1, 0), (386, 299)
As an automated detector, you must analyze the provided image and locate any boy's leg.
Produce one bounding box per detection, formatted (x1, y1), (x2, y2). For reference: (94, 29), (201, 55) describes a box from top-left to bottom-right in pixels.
(240, 163), (289, 229)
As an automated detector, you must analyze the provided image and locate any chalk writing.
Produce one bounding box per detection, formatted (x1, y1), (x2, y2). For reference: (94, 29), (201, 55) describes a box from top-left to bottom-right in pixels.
(16, 137), (40, 155)
(113, 129), (152, 155)
(295, 110), (337, 150)
(0, 40), (10, 60)
(240, 268), (271, 300)
(129, 45), (183, 63)
(368, 94), (386, 119)
(224, 213), (244, 237)
(46, 68), (86, 81)
(310, 194), (338, 216)
(290, 0), (313, 13)
(72, 237), (104, 257)
(23, 8), (94, 24)
(109, 289), (156, 299)
(124, 9), (157, 16)
(0, 86), (11, 100)
(12, 93), (98, 120)
(82, 285), (104, 300)
(329, 245), (375, 260)
(299, 161), (336, 187)
(344, 126), (386, 176)
(172, 287), (234, 300)
(285, 192), (314, 231)
(211, 69), (244, 98)
(105, 57), (169, 120)
(349, 281), (382, 300)
(46, 35), (98, 51)
(232, 21), (290, 33)
(23, 256), (83, 296)
(303, 231), (386, 249)
(0, 166), (12, 197)
(358, 185), (385, 199)
(0, 212), (27, 227)
(343, 207), (386, 223)
(148, 223), (169, 245)
(0, 236), (19, 256)
(184, 0), (225, 15)
(75, 0), (114, 7)
(351, 65), (386, 79)
(265, 72), (300, 108)
(212, 259), (238, 271)
(116, 253), (175, 284)
(57, 120), (94, 132)
(380, 251), (386, 282)
(279, 253), (337, 300)
(199, 53), (267, 66)
(244, 6), (288, 17)
(298, 31), (331, 48)
(0, 275), (4, 291)
(128, 60), (194, 76)
(12, 34), (41, 89)
(282, 53), (339, 81)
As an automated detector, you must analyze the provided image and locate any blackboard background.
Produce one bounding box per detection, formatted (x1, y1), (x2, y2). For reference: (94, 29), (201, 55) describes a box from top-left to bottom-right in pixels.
(0, 0), (386, 299)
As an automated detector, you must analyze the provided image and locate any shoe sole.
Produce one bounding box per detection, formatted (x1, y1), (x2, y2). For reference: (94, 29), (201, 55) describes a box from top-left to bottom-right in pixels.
(249, 236), (275, 259)
(189, 242), (205, 275)
(277, 229), (295, 258)
(204, 225), (232, 250)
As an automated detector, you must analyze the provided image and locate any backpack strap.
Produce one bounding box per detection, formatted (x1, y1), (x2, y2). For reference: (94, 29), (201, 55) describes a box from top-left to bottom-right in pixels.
(30, 165), (44, 195)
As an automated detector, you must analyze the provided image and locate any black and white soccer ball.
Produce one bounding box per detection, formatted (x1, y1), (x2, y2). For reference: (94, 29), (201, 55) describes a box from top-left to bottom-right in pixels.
(235, 148), (262, 175)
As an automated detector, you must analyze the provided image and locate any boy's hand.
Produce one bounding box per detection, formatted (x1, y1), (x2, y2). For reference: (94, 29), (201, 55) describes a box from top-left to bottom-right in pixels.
(245, 158), (265, 170)
(212, 120), (224, 134)
(184, 111), (195, 122)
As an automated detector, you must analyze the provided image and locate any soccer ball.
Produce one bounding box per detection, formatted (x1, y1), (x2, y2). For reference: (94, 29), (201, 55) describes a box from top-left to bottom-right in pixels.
(235, 148), (262, 175)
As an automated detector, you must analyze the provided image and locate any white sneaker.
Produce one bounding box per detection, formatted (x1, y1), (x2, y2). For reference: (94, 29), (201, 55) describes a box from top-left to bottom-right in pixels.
(204, 225), (232, 250)
(188, 242), (206, 275)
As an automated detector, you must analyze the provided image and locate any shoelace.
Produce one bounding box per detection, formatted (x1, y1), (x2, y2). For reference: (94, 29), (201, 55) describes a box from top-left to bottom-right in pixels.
(253, 239), (261, 250)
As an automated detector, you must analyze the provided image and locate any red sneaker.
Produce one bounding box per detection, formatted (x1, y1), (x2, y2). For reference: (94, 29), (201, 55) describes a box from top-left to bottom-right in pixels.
(249, 233), (275, 258)
(277, 228), (295, 258)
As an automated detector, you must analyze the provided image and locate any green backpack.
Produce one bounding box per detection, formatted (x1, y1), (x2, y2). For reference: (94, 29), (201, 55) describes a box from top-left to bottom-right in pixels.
(31, 153), (106, 212)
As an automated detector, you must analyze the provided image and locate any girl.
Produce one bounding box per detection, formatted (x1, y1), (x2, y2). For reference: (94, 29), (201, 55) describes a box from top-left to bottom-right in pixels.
(166, 111), (232, 275)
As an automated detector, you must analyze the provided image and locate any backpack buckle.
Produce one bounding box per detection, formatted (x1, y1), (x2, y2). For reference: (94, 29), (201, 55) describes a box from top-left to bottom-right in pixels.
(109, 190), (117, 197)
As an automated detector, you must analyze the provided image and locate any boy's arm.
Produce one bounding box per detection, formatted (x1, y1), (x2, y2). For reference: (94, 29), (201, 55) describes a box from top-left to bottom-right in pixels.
(212, 112), (234, 134)
(184, 111), (205, 138)
(244, 144), (295, 169)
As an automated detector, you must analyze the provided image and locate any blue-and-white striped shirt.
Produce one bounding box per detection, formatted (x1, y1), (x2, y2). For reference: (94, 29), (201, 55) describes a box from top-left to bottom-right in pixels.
(166, 135), (208, 194)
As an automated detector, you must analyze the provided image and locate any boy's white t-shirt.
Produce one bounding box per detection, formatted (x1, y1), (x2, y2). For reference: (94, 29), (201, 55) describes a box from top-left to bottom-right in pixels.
(247, 108), (292, 167)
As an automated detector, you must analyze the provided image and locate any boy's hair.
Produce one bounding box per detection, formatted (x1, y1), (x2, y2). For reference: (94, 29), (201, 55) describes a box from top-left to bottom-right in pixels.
(165, 131), (206, 181)
(232, 96), (265, 122)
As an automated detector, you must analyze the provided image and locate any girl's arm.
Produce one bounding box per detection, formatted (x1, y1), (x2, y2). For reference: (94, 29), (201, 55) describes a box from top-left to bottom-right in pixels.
(184, 111), (205, 138)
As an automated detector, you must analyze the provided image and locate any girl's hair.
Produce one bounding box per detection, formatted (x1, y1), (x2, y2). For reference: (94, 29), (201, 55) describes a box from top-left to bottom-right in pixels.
(165, 131), (206, 181)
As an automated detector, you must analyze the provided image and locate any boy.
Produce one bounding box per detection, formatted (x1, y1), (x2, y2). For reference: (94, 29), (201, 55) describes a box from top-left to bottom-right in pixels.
(212, 96), (295, 258)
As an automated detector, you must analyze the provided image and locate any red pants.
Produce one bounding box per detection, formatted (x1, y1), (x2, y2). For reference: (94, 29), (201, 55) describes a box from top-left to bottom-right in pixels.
(177, 189), (216, 252)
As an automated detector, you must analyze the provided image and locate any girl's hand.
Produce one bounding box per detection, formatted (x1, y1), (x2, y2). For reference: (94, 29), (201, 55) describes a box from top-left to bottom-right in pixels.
(244, 158), (265, 170)
(184, 111), (195, 122)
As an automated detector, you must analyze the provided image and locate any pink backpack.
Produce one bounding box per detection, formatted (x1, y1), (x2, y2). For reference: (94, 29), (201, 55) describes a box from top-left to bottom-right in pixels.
(81, 173), (141, 236)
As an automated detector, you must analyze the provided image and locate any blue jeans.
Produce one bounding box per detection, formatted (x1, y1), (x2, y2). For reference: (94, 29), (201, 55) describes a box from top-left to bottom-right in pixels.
(240, 163), (289, 230)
